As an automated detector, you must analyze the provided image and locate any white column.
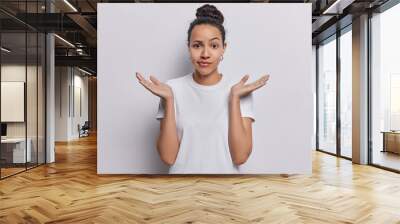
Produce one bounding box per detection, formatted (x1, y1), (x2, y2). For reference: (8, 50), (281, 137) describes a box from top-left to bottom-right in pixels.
(46, 33), (55, 163)
(46, 1), (55, 163)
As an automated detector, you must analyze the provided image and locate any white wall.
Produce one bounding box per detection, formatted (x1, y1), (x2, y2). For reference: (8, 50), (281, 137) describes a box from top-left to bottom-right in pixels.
(312, 45), (316, 150)
(98, 3), (313, 174)
(55, 66), (69, 141)
(55, 67), (89, 141)
(72, 72), (89, 138)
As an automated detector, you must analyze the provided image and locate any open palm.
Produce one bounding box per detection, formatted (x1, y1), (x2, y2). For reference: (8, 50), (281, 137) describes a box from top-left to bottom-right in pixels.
(230, 74), (270, 98)
(136, 72), (173, 99)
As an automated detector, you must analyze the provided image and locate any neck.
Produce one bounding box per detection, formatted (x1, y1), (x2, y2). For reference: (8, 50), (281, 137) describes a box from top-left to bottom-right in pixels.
(192, 70), (222, 86)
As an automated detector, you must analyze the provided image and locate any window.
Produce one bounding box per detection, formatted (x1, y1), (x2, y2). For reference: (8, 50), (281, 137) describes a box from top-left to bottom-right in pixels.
(370, 2), (400, 171)
(318, 36), (337, 154)
(339, 27), (352, 158)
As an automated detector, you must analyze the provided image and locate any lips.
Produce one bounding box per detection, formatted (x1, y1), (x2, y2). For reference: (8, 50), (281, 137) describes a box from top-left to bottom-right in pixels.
(198, 61), (211, 67)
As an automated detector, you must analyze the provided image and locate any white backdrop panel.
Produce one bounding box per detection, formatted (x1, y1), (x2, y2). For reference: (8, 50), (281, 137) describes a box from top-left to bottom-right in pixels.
(98, 3), (313, 174)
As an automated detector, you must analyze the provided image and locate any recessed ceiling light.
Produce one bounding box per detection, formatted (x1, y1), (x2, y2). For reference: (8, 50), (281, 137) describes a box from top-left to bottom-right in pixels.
(322, 0), (353, 15)
(1, 47), (11, 53)
(63, 0), (78, 12)
(54, 34), (75, 48)
(78, 67), (93, 76)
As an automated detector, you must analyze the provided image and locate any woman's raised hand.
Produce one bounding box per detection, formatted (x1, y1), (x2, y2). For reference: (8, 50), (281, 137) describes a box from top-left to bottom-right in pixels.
(230, 74), (270, 99)
(136, 72), (173, 100)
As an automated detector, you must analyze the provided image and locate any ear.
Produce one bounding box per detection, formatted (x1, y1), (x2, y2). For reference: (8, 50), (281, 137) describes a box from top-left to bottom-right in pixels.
(222, 43), (226, 54)
(224, 42), (228, 53)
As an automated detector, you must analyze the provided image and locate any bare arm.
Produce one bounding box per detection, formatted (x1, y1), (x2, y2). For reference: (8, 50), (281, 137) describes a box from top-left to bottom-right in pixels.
(157, 97), (180, 165)
(228, 74), (269, 165)
(228, 95), (253, 165)
(136, 72), (179, 165)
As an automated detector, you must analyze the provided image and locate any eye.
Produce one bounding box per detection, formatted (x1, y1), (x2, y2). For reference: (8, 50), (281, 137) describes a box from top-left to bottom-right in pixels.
(192, 44), (200, 48)
(211, 43), (219, 49)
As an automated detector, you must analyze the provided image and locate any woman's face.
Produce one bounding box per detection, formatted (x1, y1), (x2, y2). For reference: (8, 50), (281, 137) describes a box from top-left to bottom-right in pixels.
(189, 24), (226, 77)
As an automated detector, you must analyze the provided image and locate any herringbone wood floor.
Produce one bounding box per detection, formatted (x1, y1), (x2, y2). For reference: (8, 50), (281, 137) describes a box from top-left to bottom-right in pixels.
(1, 134), (400, 224)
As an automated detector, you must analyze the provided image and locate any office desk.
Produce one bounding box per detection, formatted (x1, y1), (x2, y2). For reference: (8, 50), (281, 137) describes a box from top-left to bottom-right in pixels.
(1, 138), (32, 163)
(381, 131), (400, 154)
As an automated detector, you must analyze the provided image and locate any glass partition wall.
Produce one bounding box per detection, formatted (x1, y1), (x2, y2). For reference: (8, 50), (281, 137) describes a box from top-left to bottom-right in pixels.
(316, 26), (353, 159)
(0, 1), (46, 179)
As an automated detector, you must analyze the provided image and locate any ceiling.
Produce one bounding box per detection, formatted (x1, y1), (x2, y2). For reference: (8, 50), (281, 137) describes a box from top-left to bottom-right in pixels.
(0, 0), (392, 75)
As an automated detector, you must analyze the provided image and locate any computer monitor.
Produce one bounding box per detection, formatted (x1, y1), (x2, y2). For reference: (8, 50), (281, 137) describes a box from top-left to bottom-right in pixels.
(1, 123), (7, 137)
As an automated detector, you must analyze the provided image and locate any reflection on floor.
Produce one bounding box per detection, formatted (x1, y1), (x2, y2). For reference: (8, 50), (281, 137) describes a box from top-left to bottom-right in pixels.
(0, 167), (25, 177)
(373, 150), (400, 170)
(0, 163), (40, 178)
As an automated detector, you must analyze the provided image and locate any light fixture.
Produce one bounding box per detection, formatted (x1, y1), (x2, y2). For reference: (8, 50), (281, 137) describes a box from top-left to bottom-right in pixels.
(322, 0), (355, 15)
(76, 48), (85, 55)
(78, 67), (93, 76)
(63, 0), (78, 12)
(54, 34), (75, 48)
(1, 47), (11, 53)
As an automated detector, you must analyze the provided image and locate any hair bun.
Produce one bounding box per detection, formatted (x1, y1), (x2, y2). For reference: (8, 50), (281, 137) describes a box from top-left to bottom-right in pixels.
(196, 4), (224, 24)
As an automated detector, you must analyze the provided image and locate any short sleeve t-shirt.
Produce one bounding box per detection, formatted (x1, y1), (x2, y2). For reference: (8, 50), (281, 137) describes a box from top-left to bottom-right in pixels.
(156, 72), (255, 174)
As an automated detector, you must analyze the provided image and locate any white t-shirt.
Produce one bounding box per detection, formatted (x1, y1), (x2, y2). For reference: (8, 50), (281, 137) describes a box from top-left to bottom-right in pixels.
(156, 72), (255, 174)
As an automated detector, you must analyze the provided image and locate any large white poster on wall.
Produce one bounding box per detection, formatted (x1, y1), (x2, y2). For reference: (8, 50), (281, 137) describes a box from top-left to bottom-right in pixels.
(1, 82), (25, 122)
(98, 3), (313, 174)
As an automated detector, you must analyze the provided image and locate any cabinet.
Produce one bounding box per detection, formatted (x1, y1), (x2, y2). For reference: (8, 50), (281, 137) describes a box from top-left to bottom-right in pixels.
(382, 131), (400, 154)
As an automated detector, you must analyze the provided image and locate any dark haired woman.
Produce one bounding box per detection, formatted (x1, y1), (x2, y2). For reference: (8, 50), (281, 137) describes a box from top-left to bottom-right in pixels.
(136, 4), (269, 174)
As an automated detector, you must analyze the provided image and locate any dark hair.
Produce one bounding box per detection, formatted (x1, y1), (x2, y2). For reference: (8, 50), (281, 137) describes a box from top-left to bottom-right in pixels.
(187, 4), (226, 45)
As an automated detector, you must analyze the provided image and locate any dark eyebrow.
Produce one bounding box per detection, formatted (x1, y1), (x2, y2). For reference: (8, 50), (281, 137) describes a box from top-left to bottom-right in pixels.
(192, 37), (220, 43)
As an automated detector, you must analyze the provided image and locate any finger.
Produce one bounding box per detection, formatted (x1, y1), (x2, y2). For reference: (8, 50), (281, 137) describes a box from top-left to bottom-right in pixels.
(240, 75), (250, 84)
(136, 72), (144, 81)
(136, 72), (153, 86)
(138, 80), (149, 89)
(244, 83), (263, 94)
(138, 76), (153, 89)
(262, 74), (270, 82)
(253, 75), (269, 87)
(246, 78), (267, 92)
(149, 75), (161, 85)
(139, 80), (156, 94)
(257, 77), (268, 87)
(142, 79), (155, 89)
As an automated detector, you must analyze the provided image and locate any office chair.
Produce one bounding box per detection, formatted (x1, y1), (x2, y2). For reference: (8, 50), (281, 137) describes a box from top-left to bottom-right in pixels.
(79, 121), (90, 138)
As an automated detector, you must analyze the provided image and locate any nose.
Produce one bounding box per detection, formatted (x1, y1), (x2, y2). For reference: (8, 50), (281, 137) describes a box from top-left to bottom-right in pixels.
(200, 46), (210, 59)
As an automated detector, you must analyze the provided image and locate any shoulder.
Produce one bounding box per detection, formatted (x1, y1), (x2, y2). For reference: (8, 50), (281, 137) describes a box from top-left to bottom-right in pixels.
(165, 73), (191, 87)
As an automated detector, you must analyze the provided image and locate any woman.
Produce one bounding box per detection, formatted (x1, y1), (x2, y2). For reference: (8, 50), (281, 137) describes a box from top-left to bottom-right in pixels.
(136, 4), (269, 174)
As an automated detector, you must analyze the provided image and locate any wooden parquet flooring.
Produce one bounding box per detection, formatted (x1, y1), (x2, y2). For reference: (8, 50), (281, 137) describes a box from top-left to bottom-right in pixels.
(1, 134), (400, 223)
